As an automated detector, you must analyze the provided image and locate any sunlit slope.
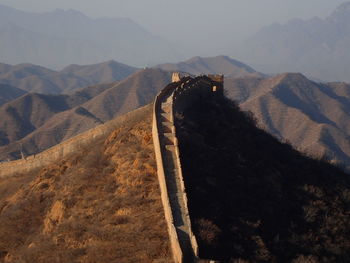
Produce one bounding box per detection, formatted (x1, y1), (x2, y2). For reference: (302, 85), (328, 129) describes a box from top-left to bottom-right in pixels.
(226, 73), (350, 170)
(0, 104), (172, 263)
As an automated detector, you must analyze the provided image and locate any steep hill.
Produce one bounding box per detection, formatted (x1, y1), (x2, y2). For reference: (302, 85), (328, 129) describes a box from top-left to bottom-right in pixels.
(175, 94), (350, 262)
(83, 68), (172, 121)
(0, 69), (172, 160)
(0, 84), (26, 106)
(240, 2), (350, 82)
(0, 60), (137, 94)
(157, 56), (263, 78)
(0, 4), (179, 68)
(225, 73), (350, 171)
(0, 104), (172, 262)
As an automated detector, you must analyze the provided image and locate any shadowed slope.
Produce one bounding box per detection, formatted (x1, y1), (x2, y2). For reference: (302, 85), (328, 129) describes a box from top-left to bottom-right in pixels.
(0, 104), (172, 262)
(176, 94), (350, 262)
(0, 84), (26, 106)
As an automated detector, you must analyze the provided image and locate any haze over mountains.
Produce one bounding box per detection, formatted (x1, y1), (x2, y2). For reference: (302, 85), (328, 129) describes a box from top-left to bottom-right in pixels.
(157, 56), (264, 78)
(2, 2), (350, 82)
(0, 60), (137, 94)
(0, 4), (179, 69)
(241, 1), (350, 82)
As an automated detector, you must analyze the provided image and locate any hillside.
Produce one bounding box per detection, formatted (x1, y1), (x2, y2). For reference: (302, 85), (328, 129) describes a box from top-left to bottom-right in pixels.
(0, 84), (26, 106)
(0, 4), (179, 68)
(225, 73), (350, 171)
(0, 60), (137, 94)
(0, 104), (172, 262)
(0, 69), (172, 161)
(240, 1), (350, 82)
(175, 94), (350, 262)
(157, 56), (263, 78)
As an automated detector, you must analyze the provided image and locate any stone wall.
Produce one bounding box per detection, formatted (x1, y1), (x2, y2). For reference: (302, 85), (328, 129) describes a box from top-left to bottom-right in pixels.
(152, 83), (184, 263)
(152, 73), (223, 262)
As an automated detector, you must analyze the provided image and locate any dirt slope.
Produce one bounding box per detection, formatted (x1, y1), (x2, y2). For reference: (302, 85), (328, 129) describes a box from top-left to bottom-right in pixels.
(0, 104), (172, 263)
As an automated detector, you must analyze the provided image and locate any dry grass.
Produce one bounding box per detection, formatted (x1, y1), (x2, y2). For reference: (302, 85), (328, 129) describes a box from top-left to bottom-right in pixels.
(0, 106), (172, 263)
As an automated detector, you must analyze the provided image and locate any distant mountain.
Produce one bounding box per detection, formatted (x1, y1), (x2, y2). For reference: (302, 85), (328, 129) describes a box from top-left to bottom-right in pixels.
(157, 56), (263, 78)
(240, 2), (350, 82)
(225, 73), (350, 170)
(83, 68), (172, 121)
(0, 84), (26, 106)
(0, 69), (172, 160)
(0, 60), (138, 94)
(0, 4), (179, 68)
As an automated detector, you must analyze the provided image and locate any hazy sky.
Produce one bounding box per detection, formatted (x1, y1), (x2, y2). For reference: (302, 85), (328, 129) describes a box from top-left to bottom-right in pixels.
(0, 0), (347, 55)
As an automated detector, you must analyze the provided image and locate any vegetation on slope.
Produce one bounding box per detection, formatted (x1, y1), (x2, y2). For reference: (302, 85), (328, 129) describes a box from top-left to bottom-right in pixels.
(175, 95), (350, 262)
(0, 105), (172, 263)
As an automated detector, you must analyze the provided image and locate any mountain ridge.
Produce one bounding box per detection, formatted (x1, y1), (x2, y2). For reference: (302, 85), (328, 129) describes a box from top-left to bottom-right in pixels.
(0, 60), (138, 94)
(240, 1), (350, 82)
(0, 4), (179, 68)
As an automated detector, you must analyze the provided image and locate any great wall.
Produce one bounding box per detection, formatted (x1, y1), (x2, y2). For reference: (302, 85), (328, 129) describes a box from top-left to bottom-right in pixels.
(153, 73), (223, 263)
(0, 72), (224, 262)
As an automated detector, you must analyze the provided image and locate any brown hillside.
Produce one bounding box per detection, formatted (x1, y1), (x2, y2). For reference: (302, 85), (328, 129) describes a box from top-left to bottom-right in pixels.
(61, 60), (138, 85)
(0, 69), (172, 161)
(0, 104), (172, 263)
(225, 73), (350, 170)
(83, 68), (172, 121)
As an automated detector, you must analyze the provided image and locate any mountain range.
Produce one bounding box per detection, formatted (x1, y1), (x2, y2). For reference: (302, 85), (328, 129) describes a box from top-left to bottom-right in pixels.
(156, 56), (263, 78)
(0, 60), (137, 94)
(0, 4), (179, 69)
(240, 1), (350, 82)
(225, 73), (350, 170)
(1, 55), (350, 172)
(0, 68), (172, 160)
(0, 56), (264, 160)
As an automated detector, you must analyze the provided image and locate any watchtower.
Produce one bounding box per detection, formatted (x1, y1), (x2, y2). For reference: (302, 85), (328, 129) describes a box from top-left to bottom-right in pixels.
(172, 72), (181, 83)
